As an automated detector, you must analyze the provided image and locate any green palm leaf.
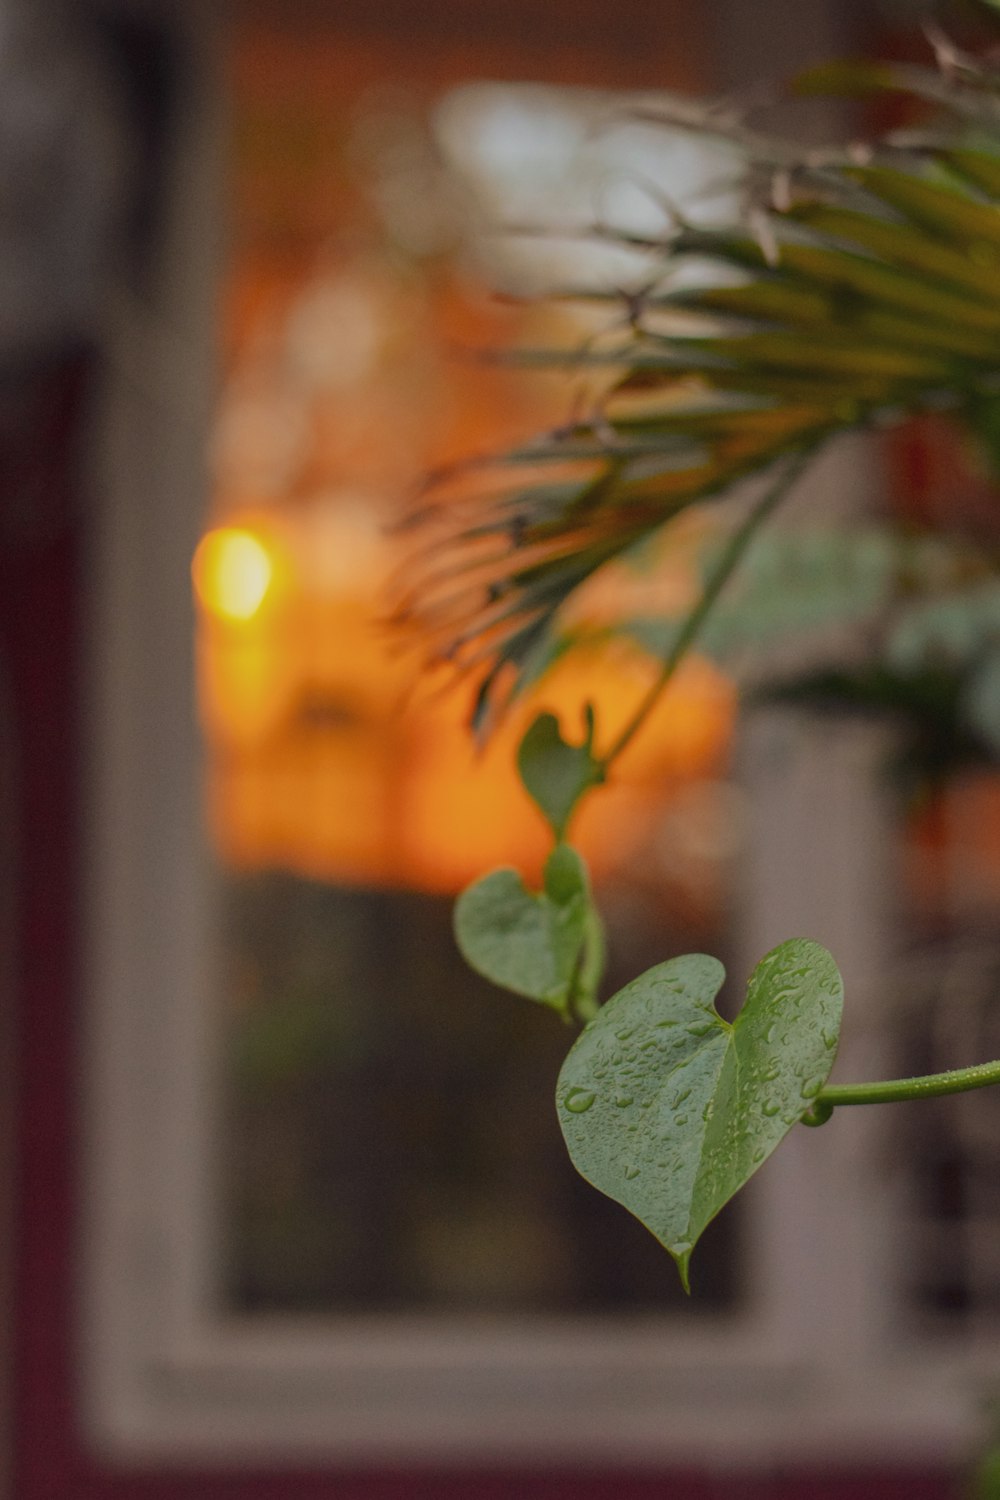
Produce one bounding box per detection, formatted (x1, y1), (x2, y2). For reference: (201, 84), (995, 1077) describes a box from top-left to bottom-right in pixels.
(404, 45), (1000, 727)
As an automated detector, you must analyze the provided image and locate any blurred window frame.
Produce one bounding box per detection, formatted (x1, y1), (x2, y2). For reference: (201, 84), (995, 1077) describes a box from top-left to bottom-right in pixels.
(77, 0), (998, 1475)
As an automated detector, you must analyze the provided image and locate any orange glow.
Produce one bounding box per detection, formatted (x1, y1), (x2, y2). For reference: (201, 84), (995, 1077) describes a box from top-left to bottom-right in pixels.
(193, 528), (274, 622)
(194, 523), (734, 895)
(199, 30), (735, 909)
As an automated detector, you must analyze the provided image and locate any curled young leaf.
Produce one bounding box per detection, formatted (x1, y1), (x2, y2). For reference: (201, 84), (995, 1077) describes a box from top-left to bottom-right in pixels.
(557, 939), (843, 1289)
(517, 706), (604, 840)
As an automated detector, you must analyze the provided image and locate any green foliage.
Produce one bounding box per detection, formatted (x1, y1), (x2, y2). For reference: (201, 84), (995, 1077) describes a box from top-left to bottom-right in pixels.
(757, 661), (991, 792)
(403, 34), (1000, 729)
(624, 526), (906, 664)
(423, 23), (1000, 1316)
(967, 649), (1000, 749)
(740, 554), (1000, 788)
(556, 941), (842, 1289)
(517, 706), (604, 839)
(617, 526), (1000, 791)
(972, 1445), (1000, 1500)
(454, 843), (604, 1021)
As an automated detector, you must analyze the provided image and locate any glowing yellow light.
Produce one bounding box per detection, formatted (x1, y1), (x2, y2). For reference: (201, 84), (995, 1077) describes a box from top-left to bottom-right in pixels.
(193, 527), (274, 622)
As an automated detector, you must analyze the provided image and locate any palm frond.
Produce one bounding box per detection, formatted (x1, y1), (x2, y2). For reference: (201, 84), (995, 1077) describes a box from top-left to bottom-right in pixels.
(402, 44), (1000, 728)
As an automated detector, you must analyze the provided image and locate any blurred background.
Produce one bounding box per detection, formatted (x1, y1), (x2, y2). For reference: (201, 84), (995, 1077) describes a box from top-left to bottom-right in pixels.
(4, 0), (1000, 1496)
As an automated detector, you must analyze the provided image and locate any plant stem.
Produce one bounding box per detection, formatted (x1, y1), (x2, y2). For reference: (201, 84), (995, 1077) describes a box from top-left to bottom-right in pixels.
(600, 446), (815, 774)
(822, 1058), (1000, 1106)
(573, 990), (600, 1024)
(803, 1057), (1000, 1125)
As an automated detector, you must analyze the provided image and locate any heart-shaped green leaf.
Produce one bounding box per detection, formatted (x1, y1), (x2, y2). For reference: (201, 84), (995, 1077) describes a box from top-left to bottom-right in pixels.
(517, 706), (604, 840)
(454, 844), (602, 1017)
(557, 939), (843, 1288)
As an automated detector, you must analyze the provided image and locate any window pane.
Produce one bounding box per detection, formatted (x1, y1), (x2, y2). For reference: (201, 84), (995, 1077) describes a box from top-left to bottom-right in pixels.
(202, 20), (743, 1318)
(896, 776), (1000, 1327)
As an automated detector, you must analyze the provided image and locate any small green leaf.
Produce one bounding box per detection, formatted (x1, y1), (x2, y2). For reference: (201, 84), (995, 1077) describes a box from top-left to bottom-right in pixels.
(517, 707), (605, 839)
(557, 939), (843, 1289)
(454, 844), (596, 1017)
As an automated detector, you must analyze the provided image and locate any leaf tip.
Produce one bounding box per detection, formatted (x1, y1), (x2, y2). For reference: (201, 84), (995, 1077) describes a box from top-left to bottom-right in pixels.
(671, 1245), (693, 1294)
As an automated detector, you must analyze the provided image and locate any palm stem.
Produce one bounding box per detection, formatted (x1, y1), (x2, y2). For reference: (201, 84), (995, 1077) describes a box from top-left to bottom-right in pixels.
(600, 445), (817, 773)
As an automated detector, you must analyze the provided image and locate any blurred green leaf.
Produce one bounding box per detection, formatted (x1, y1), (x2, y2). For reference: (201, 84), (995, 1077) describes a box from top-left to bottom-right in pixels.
(517, 707), (604, 839)
(971, 1444), (1000, 1500)
(848, 163), (1000, 254)
(965, 649), (1000, 752)
(792, 58), (927, 98)
(787, 201), (1000, 308)
(945, 147), (1000, 198)
(965, 392), (1000, 473)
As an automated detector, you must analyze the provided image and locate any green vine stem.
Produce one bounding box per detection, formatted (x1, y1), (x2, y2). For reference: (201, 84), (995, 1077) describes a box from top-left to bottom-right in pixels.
(803, 1058), (1000, 1126)
(599, 445), (817, 775)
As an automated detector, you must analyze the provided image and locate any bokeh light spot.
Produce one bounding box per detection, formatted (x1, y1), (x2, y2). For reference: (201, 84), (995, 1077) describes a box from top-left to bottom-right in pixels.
(194, 527), (274, 622)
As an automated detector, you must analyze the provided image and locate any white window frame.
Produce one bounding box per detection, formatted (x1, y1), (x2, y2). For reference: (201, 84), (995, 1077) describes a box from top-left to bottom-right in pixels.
(79, 15), (1000, 1474)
